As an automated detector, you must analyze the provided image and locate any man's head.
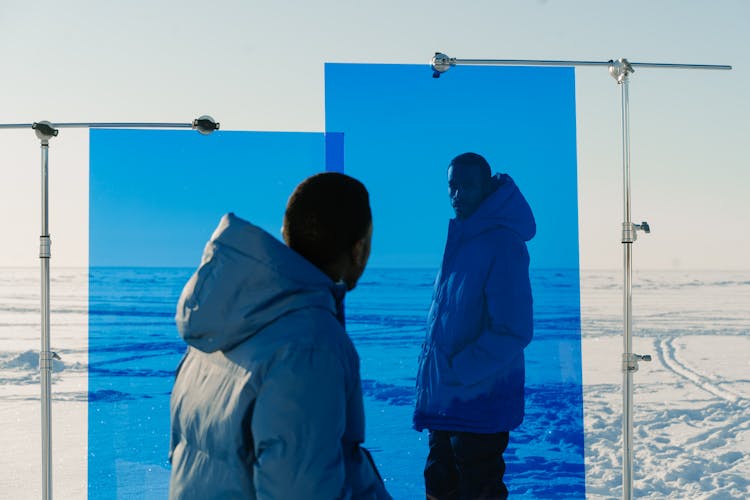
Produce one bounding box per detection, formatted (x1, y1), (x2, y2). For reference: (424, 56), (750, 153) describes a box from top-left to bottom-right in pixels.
(282, 172), (372, 290)
(447, 152), (493, 219)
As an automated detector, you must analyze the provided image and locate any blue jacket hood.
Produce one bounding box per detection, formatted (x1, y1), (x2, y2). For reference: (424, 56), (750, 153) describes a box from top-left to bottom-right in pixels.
(458, 173), (536, 242)
(175, 213), (345, 353)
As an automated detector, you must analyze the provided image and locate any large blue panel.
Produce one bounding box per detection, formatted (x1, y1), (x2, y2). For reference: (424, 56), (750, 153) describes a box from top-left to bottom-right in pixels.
(325, 63), (584, 499)
(88, 129), (336, 498)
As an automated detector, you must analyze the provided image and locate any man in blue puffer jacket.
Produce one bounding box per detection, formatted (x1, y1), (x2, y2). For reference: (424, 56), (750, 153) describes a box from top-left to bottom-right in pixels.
(169, 173), (391, 499)
(414, 153), (536, 499)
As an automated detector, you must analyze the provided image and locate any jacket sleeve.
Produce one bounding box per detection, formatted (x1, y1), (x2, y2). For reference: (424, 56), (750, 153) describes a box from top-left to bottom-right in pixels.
(251, 346), (350, 500)
(451, 238), (533, 386)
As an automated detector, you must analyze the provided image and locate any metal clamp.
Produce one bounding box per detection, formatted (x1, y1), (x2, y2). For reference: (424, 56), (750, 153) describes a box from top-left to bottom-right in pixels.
(609, 58), (635, 83)
(623, 352), (652, 372)
(40, 236), (51, 259)
(39, 351), (61, 371)
(32, 121), (59, 144)
(622, 221), (651, 243)
(192, 115), (220, 135)
(431, 52), (456, 78)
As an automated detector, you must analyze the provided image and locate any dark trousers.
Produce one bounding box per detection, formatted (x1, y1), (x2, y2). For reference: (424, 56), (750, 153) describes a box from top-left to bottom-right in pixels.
(424, 430), (509, 500)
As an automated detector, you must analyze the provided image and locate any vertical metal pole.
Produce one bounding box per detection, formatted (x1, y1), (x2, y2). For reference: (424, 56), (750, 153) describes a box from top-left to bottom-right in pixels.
(620, 72), (634, 500)
(40, 139), (53, 500)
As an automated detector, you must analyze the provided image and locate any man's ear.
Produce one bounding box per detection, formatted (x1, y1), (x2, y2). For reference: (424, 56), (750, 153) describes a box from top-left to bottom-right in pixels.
(280, 224), (289, 245)
(351, 237), (366, 266)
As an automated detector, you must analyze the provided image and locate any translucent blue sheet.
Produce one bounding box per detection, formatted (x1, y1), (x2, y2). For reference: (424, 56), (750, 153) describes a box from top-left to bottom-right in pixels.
(325, 63), (584, 498)
(88, 130), (339, 498)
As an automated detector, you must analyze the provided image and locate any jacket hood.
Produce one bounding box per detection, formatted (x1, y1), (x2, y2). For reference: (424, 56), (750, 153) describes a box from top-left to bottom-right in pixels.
(458, 173), (536, 242)
(175, 213), (345, 353)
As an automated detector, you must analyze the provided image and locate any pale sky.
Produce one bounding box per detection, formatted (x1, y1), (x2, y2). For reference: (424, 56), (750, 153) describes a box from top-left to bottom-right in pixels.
(0, 0), (748, 269)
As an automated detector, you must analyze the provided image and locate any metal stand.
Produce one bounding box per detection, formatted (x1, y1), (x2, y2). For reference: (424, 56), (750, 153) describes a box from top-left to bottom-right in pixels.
(0, 116), (219, 500)
(35, 121), (58, 500)
(608, 60), (655, 499)
(430, 53), (730, 499)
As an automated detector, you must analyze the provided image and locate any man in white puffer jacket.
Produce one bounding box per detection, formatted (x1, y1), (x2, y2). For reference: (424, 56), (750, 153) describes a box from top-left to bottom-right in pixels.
(169, 173), (390, 499)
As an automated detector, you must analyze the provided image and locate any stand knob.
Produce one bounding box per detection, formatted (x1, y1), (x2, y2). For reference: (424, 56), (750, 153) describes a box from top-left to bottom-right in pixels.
(623, 352), (652, 372)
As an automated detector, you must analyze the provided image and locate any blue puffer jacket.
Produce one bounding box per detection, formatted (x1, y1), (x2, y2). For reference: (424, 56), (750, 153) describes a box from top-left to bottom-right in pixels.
(169, 213), (390, 500)
(414, 173), (536, 434)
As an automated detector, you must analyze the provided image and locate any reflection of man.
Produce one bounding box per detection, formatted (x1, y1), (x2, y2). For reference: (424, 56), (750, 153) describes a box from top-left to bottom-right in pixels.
(414, 152), (536, 499)
(169, 173), (391, 499)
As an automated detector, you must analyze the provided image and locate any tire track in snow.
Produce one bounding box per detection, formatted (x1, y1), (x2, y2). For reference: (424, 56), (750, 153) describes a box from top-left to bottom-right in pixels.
(656, 337), (742, 404)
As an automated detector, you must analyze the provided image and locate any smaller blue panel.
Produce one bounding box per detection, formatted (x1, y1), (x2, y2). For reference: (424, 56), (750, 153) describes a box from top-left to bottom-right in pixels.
(88, 130), (329, 498)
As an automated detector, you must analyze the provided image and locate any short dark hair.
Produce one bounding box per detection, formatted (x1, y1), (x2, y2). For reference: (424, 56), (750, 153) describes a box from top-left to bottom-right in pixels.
(449, 152), (491, 180)
(283, 172), (372, 268)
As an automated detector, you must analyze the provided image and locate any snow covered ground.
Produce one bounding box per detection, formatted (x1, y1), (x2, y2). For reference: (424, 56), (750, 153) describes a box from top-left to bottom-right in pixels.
(0, 269), (88, 499)
(0, 268), (748, 499)
(580, 271), (750, 499)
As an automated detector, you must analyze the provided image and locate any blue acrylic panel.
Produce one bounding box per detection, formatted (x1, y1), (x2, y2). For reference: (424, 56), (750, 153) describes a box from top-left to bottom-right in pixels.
(88, 129), (339, 498)
(325, 63), (584, 499)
